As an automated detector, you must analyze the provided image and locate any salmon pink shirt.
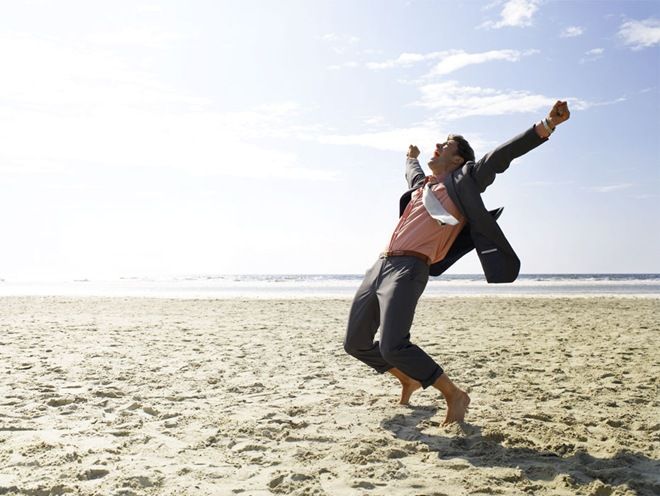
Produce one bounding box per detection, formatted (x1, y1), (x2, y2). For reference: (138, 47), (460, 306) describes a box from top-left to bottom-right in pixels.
(385, 175), (466, 264)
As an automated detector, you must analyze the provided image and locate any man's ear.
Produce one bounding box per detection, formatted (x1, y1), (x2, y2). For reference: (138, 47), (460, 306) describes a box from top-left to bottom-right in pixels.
(452, 155), (463, 166)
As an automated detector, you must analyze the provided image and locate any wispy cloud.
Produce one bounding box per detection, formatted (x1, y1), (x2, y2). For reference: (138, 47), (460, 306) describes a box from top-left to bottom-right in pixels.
(0, 34), (205, 108)
(87, 27), (189, 48)
(320, 33), (360, 44)
(366, 51), (444, 70)
(316, 120), (492, 156)
(1, 103), (337, 181)
(414, 81), (557, 119)
(428, 49), (538, 76)
(0, 34), (335, 181)
(585, 183), (634, 193)
(319, 126), (439, 152)
(571, 96), (627, 110)
(586, 48), (604, 56)
(366, 49), (538, 76)
(326, 61), (359, 71)
(412, 81), (623, 119)
(618, 18), (660, 50)
(580, 48), (605, 63)
(319, 32), (360, 54)
(480, 0), (541, 29)
(560, 26), (584, 38)
(362, 115), (388, 127)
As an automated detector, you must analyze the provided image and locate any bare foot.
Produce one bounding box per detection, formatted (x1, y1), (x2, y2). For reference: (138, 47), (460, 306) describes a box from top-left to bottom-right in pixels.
(443, 390), (471, 426)
(399, 378), (422, 405)
(388, 368), (422, 405)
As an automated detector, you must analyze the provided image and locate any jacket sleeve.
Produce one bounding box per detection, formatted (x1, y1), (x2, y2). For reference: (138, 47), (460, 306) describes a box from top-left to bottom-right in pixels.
(405, 157), (426, 189)
(468, 124), (547, 193)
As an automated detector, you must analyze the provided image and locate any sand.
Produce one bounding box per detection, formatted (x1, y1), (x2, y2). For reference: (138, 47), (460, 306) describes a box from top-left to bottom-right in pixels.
(0, 296), (658, 496)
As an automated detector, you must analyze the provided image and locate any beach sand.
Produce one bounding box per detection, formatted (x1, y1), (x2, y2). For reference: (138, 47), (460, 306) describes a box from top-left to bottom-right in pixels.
(0, 296), (658, 496)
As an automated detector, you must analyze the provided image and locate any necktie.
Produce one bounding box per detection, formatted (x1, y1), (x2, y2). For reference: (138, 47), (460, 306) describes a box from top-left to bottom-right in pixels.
(422, 182), (459, 226)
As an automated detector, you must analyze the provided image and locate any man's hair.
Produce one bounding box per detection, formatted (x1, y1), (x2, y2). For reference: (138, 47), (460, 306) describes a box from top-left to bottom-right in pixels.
(448, 134), (475, 165)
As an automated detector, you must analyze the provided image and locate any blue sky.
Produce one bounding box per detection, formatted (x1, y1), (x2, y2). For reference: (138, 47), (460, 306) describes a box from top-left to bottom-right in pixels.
(0, 0), (658, 280)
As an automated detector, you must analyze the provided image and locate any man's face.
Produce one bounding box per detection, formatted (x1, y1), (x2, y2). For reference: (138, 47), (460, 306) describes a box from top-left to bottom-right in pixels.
(427, 138), (462, 172)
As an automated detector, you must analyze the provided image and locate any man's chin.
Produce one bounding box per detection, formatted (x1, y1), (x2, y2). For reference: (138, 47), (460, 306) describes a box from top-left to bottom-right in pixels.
(428, 163), (442, 174)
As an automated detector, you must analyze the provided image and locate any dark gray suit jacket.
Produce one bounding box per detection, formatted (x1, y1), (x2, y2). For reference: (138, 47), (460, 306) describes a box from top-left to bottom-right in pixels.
(400, 124), (547, 283)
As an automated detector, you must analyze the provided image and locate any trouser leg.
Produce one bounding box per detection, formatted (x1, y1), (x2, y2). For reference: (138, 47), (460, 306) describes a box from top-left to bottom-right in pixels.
(377, 257), (443, 389)
(344, 259), (391, 373)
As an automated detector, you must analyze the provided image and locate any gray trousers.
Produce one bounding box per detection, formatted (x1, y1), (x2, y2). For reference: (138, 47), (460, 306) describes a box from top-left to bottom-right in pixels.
(343, 255), (444, 388)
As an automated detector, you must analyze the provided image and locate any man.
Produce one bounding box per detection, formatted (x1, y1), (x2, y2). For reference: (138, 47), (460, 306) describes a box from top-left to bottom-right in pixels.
(344, 101), (570, 425)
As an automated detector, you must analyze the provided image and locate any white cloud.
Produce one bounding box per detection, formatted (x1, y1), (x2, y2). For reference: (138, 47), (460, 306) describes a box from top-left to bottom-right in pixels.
(571, 96), (627, 110)
(360, 48), (383, 56)
(618, 18), (660, 50)
(318, 125), (439, 152)
(480, 0), (540, 29)
(362, 115), (387, 127)
(0, 34), (335, 181)
(366, 51), (444, 70)
(366, 49), (538, 75)
(320, 32), (360, 54)
(580, 47), (604, 63)
(320, 33), (360, 44)
(0, 34), (206, 107)
(87, 27), (189, 48)
(413, 81), (555, 119)
(412, 81), (622, 119)
(586, 184), (634, 193)
(317, 121), (491, 155)
(428, 49), (538, 76)
(326, 61), (359, 71)
(482, 0), (505, 12)
(561, 26), (584, 38)
(0, 106), (337, 181)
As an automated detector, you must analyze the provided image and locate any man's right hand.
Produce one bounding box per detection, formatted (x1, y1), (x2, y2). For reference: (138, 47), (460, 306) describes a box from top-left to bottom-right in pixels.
(407, 145), (420, 159)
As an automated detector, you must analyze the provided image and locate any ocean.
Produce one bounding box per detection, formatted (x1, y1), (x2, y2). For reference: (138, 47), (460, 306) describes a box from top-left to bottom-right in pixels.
(1, 274), (658, 298)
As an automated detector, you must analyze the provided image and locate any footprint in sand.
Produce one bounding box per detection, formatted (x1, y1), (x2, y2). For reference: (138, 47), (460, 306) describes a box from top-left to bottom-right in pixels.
(94, 388), (124, 398)
(46, 397), (75, 407)
(78, 468), (110, 480)
(121, 475), (162, 489)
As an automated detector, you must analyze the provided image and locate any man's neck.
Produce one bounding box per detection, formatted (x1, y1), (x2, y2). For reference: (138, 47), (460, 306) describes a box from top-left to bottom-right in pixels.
(430, 161), (461, 179)
(429, 167), (450, 181)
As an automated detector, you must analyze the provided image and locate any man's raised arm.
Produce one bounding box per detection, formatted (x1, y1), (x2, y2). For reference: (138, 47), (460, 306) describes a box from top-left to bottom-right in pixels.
(405, 145), (426, 189)
(469, 101), (571, 192)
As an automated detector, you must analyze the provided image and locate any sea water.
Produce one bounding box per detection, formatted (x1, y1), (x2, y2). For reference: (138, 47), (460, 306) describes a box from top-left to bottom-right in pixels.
(0, 274), (658, 298)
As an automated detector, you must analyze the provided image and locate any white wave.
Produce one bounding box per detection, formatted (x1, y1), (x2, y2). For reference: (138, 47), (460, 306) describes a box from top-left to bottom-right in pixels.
(0, 274), (658, 298)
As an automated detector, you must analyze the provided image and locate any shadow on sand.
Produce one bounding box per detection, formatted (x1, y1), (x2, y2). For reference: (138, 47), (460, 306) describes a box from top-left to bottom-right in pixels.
(381, 406), (659, 496)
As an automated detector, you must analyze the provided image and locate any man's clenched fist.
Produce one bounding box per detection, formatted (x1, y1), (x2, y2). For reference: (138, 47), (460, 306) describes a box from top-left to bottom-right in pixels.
(547, 101), (570, 128)
(407, 145), (420, 159)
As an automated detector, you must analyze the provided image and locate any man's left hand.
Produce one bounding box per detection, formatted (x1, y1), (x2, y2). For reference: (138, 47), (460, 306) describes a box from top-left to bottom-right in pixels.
(547, 100), (570, 128)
